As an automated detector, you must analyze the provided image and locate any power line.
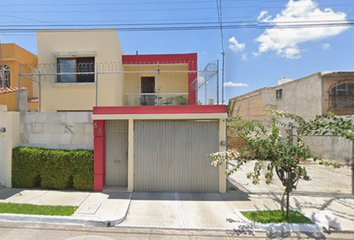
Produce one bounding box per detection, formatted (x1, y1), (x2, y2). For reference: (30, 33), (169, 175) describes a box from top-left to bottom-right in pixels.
(0, 20), (352, 32)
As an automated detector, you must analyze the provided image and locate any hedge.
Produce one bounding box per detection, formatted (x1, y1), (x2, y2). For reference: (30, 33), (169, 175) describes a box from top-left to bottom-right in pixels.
(12, 147), (93, 191)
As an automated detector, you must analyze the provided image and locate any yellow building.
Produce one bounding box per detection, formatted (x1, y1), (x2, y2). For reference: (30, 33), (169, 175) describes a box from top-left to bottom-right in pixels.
(0, 43), (38, 111)
(35, 29), (197, 112)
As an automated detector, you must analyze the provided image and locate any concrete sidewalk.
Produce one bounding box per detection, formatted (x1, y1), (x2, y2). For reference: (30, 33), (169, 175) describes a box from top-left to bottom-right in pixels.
(0, 187), (353, 233)
(0, 187), (131, 226)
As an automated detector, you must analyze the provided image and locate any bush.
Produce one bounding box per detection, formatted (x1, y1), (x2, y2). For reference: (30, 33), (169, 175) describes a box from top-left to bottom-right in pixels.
(12, 147), (93, 191)
(12, 147), (43, 188)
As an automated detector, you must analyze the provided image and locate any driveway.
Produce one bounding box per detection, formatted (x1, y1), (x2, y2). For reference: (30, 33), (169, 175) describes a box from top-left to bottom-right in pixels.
(120, 192), (250, 229)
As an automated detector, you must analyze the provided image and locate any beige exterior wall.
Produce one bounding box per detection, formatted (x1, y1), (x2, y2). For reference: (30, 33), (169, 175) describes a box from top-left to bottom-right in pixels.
(0, 106), (20, 187)
(231, 73), (324, 121)
(36, 29), (124, 112)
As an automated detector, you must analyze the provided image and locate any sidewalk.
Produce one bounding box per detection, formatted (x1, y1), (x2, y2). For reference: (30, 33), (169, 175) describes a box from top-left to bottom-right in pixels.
(0, 187), (131, 227)
(0, 187), (353, 233)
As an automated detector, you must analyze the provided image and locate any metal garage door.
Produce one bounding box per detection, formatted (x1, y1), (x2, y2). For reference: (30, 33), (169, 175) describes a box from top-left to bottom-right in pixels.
(105, 120), (128, 187)
(134, 120), (219, 192)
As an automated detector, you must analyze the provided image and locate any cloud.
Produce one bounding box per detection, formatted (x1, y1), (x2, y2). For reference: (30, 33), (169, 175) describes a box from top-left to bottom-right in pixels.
(228, 37), (245, 53)
(241, 53), (248, 62)
(322, 43), (330, 50)
(224, 82), (249, 87)
(255, 0), (349, 59)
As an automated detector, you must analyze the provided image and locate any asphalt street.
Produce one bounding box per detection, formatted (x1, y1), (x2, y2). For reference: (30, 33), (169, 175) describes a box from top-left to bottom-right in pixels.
(0, 222), (354, 240)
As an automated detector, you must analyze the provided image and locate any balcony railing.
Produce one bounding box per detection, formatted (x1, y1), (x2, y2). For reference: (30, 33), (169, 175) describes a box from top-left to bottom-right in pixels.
(124, 93), (189, 106)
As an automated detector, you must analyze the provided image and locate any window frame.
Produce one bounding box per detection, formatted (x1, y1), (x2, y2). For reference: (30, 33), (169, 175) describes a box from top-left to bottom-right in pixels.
(276, 89), (283, 99)
(0, 64), (10, 88)
(329, 80), (354, 110)
(56, 57), (95, 83)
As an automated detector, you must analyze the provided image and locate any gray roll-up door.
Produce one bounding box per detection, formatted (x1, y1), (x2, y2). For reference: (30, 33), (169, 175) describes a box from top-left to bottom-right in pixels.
(105, 120), (128, 187)
(134, 120), (219, 192)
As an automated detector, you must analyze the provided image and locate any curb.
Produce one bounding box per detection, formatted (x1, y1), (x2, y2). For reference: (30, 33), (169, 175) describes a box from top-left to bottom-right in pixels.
(234, 209), (322, 233)
(0, 193), (133, 227)
(0, 213), (126, 227)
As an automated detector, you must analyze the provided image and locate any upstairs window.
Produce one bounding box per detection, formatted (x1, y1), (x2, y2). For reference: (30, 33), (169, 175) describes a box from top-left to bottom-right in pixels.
(330, 81), (354, 109)
(0, 65), (10, 87)
(57, 57), (94, 83)
(276, 89), (283, 99)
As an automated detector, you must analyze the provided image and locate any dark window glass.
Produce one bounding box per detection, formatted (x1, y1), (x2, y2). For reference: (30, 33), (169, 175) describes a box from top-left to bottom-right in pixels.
(276, 89), (283, 99)
(330, 81), (354, 109)
(57, 57), (94, 83)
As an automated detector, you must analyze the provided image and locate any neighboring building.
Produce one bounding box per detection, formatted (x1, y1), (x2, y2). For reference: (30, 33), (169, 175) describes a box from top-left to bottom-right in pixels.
(230, 71), (354, 120)
(0, 43), (38, 111)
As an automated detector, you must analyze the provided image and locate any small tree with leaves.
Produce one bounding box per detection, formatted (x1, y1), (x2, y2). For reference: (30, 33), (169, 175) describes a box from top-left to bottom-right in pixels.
(209, 111), (348, 221)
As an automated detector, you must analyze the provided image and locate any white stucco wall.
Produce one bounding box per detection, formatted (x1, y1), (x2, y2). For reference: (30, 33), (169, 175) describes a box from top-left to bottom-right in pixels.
(20, 112), (93, 150)
(0, 105), (20, 187)
(36, 29), (124, 112)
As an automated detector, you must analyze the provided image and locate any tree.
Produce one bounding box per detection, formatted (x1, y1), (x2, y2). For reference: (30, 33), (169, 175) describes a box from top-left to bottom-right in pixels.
(209, 111), (348, 221)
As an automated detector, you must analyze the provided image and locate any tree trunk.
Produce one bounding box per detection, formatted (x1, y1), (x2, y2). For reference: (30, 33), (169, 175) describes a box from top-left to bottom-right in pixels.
(280, 188), (287, 216)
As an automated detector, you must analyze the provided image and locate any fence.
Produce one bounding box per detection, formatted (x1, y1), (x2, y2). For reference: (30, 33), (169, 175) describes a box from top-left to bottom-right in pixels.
(227, 134), (354, 196)
(15, 60), (220, 112)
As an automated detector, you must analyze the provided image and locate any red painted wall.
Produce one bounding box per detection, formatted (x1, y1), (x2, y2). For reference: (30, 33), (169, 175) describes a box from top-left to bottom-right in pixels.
(93, 120), (105, 191)
(93, 105), (227, 115)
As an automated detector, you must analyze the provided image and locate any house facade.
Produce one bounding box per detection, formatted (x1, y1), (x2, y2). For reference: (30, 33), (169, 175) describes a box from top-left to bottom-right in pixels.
(30, 29), (227, 193)
(230, 71), (354, 120)
(0, 43), (38, 111)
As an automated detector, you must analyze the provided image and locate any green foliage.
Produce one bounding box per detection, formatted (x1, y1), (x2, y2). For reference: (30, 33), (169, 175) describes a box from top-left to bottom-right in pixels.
(209, 111), (349, 220)
(273, 111), (354, 142)
(40, 150), (73, 190)
(0, 202), (77, 216)
(241, 210), (313, 224)
(12, 147), (43, 188)
(12, 147), (93, 191)
(71, 151), (94, 191)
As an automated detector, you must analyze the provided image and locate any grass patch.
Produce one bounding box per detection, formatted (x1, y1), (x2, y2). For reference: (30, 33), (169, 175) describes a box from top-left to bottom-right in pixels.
(241, 210), (313, 224)
(0, 203), (78, 216)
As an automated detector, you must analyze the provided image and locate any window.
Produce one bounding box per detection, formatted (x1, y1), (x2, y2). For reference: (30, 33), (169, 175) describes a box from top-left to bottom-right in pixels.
(276, 89), (283, 99)
(0, 65), (10, 87)
(57, 57), (94, 83)
(330, 81), (354, 109)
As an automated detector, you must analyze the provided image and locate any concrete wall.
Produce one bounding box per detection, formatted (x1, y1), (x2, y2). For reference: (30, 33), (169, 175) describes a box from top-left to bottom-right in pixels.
(303, 135), (353, 165)
(36, 29), (124, 111)
(231, 73), (323, 121)
(0, 105), (20, 187)
(20, 112), (93, 150)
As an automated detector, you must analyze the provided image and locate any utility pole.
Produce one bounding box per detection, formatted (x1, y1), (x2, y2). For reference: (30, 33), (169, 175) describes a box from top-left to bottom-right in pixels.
(0, 36), (5, 89)
(222, 51), (225, 104)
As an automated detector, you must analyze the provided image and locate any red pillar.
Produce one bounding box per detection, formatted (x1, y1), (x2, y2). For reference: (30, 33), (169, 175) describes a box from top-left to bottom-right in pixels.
(188, 53), (197, 105)
(93, 120), (105, 191)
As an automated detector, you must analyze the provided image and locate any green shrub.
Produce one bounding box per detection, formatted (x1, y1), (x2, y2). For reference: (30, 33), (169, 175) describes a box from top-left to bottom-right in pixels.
(12, 147), (43, 188)
(12, 147), (93, 191)
(40, 150), (73, 190)
(71, 150), (94, 191)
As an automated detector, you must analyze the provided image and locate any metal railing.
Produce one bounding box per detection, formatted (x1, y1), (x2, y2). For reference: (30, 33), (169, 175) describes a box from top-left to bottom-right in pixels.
(18, 61), (221, 111)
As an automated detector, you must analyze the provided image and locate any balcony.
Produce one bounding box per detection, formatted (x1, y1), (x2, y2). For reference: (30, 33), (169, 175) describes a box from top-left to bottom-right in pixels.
(124, 93), (189, 106)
